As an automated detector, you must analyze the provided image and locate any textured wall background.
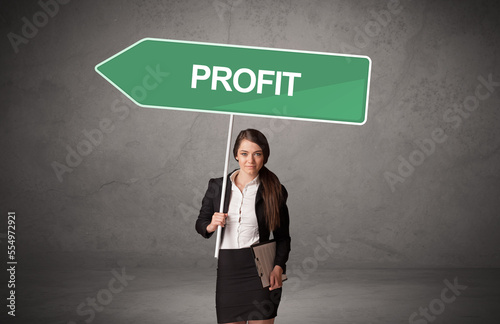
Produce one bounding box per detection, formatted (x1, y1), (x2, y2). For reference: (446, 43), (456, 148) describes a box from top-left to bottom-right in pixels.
(1, 0), (499, 271)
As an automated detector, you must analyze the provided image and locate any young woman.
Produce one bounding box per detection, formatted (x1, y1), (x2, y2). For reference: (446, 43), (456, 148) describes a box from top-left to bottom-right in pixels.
(196, 128), (291, 324)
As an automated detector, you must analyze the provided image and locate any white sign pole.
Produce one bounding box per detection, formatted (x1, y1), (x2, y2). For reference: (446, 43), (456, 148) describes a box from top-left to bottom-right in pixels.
(214, 114), (234, 258)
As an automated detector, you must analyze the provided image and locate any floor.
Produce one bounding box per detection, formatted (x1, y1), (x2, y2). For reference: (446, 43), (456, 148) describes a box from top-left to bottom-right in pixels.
(11, 267), (500, 323)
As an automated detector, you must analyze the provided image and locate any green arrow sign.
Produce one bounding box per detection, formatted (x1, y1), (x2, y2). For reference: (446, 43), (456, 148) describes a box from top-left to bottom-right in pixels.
(95, 38), (371, 125)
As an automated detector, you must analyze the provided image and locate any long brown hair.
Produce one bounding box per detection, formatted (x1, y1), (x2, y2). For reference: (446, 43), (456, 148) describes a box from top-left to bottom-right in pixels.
(233, 129), (283, 231)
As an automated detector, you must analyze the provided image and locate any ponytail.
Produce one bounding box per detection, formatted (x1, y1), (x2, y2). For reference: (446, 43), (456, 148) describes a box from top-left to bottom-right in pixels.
(259, 166), (283, 231)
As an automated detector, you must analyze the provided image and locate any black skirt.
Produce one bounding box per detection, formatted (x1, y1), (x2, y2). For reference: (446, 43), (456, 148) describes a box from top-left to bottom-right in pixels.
(216, 247), (282, 323)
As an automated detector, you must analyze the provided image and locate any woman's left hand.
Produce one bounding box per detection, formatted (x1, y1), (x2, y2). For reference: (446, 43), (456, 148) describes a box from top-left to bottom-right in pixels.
(269, 265), (283, 291)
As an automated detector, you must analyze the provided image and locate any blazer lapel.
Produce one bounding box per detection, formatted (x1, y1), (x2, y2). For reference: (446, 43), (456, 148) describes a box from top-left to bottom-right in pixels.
(256, 183), (263, 204)
(255, 183), (265, 226)
(223, 176), (231, 213)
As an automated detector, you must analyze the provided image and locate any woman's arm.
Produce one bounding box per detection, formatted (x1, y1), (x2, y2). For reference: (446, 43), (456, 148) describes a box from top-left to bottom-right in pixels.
(195, 179), (216, 238)
(273, 185), (291, 274)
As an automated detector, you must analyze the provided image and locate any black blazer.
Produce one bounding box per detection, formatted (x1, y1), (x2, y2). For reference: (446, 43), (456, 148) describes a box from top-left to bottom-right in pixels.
(195, 169), (291, 274)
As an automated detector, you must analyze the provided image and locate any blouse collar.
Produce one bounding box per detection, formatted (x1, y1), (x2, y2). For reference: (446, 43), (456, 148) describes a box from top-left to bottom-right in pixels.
(230, 169), (260, 187)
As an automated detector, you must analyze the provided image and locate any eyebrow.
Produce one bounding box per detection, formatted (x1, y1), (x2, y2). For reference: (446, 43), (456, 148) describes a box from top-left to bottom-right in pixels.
(239, 150), (263, 153)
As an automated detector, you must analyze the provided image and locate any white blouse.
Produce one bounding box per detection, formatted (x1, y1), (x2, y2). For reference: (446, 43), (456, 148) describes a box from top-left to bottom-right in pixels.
(220, 170), (260, 249)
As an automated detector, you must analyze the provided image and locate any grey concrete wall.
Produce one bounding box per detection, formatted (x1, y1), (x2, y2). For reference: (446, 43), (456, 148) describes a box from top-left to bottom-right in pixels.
(1, 0), (499, 270)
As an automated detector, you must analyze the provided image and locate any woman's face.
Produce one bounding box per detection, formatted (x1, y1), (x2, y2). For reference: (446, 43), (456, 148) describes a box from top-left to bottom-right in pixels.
(236, 139), (265, 178)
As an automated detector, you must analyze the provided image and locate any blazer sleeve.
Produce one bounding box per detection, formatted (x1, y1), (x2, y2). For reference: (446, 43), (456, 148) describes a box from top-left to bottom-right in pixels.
(273, 185), (291, 274)
(195, 179), (216, 239)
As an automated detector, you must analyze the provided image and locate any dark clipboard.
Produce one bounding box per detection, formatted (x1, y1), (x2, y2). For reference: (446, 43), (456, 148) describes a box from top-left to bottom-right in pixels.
(250, 239), (287, 288)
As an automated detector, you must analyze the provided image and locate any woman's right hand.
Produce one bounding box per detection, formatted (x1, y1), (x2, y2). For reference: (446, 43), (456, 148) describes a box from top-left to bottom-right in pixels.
(206, 213), (228, 233)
